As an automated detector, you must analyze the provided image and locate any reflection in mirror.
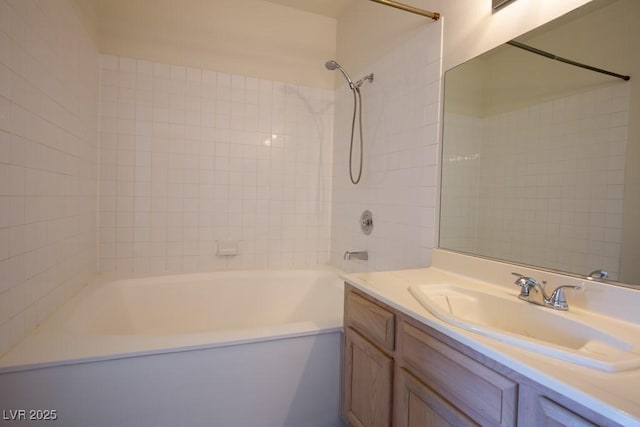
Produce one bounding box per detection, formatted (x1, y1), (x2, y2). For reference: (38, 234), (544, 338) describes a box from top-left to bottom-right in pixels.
(440, 0), (640, 286)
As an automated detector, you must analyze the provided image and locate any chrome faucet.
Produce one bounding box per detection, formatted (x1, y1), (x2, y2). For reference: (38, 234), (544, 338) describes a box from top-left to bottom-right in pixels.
(344, 251), (368, 261)
(588, 269), (609, 281)
(511, 272), (582, 311)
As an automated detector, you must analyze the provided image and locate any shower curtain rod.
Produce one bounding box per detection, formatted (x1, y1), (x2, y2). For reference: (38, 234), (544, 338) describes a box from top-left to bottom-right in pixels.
(368, 0), (440, 20)
(507, 40), (630, 81)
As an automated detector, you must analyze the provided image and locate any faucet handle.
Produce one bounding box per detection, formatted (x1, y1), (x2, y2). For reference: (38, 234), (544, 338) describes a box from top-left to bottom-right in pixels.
(511, 272), (539, 296)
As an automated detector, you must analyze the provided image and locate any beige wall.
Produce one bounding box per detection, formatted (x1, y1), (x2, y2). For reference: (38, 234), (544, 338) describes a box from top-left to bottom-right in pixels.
(336, 0), (594, 79)
(335, 0), (436, 89)
(93, 0), (337, 89)
(87, 0), (596, 96)
(72, 0), (100, 45)
(446, 0), (635, 118)
(439, 0), (594, 71)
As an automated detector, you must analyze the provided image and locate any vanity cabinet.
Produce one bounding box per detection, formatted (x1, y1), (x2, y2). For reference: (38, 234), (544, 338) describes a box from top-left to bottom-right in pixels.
(342, 284), (623, 427)
(343, 291), (395, 426)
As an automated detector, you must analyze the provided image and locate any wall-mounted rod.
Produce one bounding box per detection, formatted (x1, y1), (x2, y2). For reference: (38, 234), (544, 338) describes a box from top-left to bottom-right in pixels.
(507, 40), (630, 81)
(368, 0), (440, 20)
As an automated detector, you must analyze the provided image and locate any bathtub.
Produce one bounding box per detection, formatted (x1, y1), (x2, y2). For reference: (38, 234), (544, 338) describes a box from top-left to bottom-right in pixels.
(0, 268), (345, 427)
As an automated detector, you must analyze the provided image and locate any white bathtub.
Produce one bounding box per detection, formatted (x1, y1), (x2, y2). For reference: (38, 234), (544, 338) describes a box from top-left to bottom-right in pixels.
(0, 268), (345, 427)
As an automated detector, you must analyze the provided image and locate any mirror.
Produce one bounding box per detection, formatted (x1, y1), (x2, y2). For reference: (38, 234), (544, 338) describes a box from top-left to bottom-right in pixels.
(440, 0), (640, 286)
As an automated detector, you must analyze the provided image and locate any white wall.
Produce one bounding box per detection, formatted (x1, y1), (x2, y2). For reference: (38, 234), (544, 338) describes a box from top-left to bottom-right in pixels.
(0, 0), (100, 356)
(99, 55), (333, 273)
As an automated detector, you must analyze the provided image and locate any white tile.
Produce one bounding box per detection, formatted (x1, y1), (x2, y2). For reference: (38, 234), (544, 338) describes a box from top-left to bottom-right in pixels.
(187, 67), (202, 82)
(0, 130), (10, 161)
(0, 63), (10, 100)
(119, 57), (137, 73)
(0, 96), (10, 132)
(170, 65), (186, 81)
(133, 257), (150, 272)
(137, 75), (153, 92)
(137, 59), (154, 74)
(98, 57), (335, 274)
(154, 62), (170, 78)
(118, 72), (136, 89)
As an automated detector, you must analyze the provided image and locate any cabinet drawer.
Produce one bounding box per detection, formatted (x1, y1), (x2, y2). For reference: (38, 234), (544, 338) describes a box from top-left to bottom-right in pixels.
(536, 397), (597, 426)
(400, 322), (518, 427)
(346, 290), (395, 351)
(396, 368), (479, 427)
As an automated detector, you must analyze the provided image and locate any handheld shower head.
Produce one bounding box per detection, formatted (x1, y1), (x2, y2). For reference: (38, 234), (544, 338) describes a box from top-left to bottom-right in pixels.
(325, 60), (375, 185)
(325, 60), (355, 89)
(324, 60), (340, 71)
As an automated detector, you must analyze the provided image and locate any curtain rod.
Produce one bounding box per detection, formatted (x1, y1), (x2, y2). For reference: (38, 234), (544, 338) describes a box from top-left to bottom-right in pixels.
(507, 40), (630, 81)
(368, 0), (440, 20)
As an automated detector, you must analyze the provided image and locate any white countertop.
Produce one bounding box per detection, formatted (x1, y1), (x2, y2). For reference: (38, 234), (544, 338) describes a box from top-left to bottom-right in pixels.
(342, 264), (640, 427)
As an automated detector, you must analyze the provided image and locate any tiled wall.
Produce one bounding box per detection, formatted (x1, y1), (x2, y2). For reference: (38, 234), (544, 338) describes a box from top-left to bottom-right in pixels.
(441, 82), (630, 280)
(330, 22), (442, 272)
(99, 56), (333, 272)
(439, 113), (482, 253)
(0, 0), (99, 355)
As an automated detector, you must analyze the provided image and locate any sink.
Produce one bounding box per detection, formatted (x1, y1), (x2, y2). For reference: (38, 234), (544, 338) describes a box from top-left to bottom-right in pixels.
(409, 284), (640, 372)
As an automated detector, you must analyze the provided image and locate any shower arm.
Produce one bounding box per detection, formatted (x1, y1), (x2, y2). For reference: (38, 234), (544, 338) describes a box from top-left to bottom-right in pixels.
(355, 74), (374, 89)
(368, 0), (440, 20)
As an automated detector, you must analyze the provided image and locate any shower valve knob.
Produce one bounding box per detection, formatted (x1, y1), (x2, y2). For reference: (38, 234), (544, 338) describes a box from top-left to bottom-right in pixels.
(360, 210), (373, 235)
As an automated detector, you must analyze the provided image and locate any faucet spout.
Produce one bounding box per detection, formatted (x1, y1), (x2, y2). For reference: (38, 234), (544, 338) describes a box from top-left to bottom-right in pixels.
(548, 285), (583, 310)
(588, 270), (609, 280)
(344, 250), (368, 261)
(511, 272), (582, 311)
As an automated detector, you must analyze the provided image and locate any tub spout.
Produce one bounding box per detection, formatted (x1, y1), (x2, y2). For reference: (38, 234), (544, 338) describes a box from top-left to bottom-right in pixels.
(344, 251), (368, 261)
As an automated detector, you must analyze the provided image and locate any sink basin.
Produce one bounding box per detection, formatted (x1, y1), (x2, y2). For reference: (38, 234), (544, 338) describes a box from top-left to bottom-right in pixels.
(409, 284), (640, 372)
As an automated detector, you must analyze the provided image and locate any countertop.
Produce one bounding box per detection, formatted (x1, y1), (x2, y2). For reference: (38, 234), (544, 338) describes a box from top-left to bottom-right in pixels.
(342, 266), (640, 427)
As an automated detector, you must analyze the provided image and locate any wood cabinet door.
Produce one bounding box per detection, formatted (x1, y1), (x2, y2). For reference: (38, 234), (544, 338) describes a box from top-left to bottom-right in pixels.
(395, 368), (479, 427)
(343, 327), (393, 427)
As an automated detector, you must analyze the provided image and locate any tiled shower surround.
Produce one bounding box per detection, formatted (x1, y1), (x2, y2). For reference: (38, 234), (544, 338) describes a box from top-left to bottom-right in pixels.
(330, 22), (442, 272)
(99, 56), (333, 272)
(0, 1), (99, 355)
(441, 82), (630, 280)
